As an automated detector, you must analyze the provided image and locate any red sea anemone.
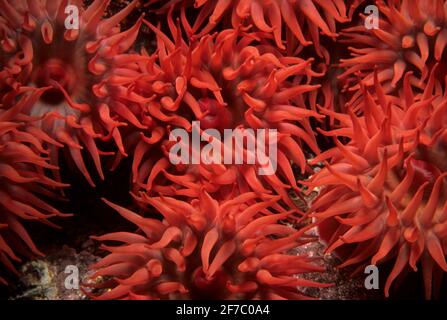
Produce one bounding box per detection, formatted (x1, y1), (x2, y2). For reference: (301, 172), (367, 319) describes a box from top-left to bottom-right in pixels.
(0, 0), (144, 186)
(0, 97), (69, 284)
(304, 72), (447, 298)
(86, 191), (328, 299)
(2, 0), (445, 301)
(338, 0), (447, 106)
(149, 0), (364, 62)
(127, 21), (323, 209)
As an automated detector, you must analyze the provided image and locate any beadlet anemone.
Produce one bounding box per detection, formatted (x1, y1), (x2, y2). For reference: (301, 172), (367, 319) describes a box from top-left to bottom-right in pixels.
(148, 0), (364, 62)
(0, 100), (70, 284)
(3, 0), (446, 301)
(305, 71), (447, 299)
(339, 0), (447, 106)
(0, 0), (145, 186)
(85, 192), (329, 299)
(125, 19), (323, 210)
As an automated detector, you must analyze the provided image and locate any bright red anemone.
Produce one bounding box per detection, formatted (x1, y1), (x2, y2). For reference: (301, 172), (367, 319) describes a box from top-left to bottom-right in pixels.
(339, 0), (447, 107)
(86, 191), (329, 299)
(148, 0), (364, 62)
(0, 98), (70, 284)
(305, 71), (447, 299)
(0, 0), (145, 186)
(124, 21), (323, 210)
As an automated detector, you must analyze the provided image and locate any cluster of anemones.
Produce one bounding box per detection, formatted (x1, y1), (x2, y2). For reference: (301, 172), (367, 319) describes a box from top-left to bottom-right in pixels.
(0, 0), (336, 299)
(0, 0), (145, 284)
(2, 0), (447, 300)
(85, 6), (335, 298)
